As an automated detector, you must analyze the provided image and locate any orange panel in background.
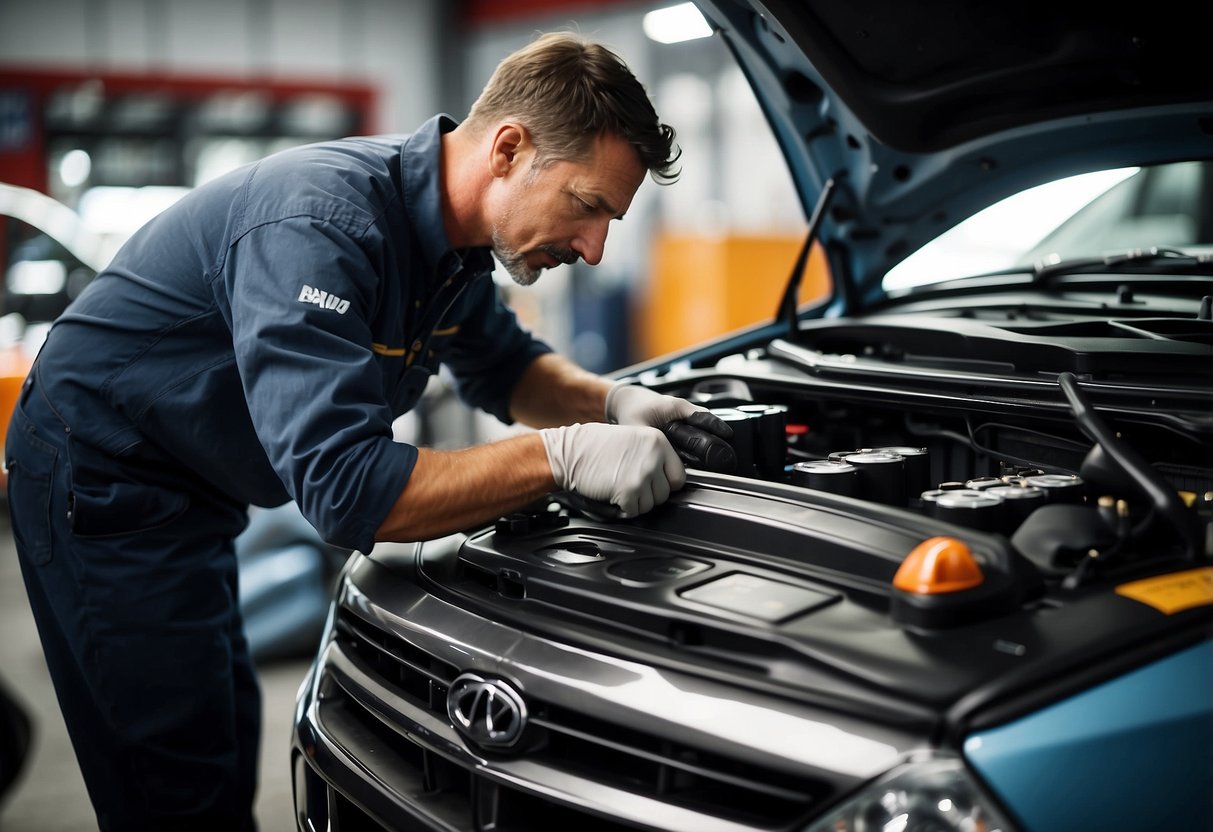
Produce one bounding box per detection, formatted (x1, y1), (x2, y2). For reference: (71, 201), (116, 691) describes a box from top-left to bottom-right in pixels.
(0, 344), (32, 486)
(637, 233), (830, 360)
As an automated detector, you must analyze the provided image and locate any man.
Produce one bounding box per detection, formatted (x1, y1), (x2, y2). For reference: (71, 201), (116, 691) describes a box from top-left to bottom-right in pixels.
(5, 32), (728, 830)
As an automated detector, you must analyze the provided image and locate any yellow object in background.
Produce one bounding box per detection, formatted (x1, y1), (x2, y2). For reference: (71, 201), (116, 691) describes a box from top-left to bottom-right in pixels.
(638, 233), (830, 360)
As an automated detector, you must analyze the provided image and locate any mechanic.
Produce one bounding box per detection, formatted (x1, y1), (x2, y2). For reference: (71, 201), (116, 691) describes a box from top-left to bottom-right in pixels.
(5, 32), (729, 830)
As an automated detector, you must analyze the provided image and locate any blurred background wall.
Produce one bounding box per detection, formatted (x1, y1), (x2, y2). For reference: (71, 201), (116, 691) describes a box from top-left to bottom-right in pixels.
(0, 0), (819, 435)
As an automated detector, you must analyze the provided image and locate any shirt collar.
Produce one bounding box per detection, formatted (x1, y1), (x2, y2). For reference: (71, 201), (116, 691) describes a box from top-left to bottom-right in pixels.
(400, 114), (495, 285)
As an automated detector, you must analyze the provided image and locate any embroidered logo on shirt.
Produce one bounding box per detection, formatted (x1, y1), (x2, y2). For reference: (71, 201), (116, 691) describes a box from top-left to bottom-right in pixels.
(298, 284), (351, 314)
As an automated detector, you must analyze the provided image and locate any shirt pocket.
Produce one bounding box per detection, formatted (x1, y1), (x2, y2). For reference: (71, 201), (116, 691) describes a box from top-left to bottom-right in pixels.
(421, 323), (460, 366)
(384, 324), (461, 417)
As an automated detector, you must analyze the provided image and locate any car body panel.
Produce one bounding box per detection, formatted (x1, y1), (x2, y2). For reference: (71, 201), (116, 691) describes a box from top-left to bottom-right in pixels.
(965, 639), (1213, 831)
(293, 548), (922, 831)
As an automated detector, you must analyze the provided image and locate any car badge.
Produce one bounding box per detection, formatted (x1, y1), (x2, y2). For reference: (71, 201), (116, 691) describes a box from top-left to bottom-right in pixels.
(447, 673), (527, 748)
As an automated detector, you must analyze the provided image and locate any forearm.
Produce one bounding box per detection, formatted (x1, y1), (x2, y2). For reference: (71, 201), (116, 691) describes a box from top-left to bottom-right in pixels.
(374, 434), (557, 543)
(509, 352), (612, 428)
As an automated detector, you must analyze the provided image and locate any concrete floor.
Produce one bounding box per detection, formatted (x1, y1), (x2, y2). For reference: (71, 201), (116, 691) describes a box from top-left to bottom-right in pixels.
(0, 509), (314, 832)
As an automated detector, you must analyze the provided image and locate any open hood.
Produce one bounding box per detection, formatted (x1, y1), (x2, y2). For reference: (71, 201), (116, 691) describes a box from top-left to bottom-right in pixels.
(694, 0), (1213, 310)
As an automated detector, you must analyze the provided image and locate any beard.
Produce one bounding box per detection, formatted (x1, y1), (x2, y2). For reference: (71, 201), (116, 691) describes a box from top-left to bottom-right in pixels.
(491, 229), (541, 286)
(490, 160), (579, 286)
(491, 231), (578, 287)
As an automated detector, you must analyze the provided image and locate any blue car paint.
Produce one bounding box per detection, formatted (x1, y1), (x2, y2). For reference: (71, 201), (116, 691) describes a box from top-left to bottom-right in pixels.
(965, 640), (1213, 831)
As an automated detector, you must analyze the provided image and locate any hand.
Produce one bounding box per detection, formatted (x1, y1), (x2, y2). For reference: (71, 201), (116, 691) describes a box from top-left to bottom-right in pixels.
(540, 423), (685, 517)
(605, 383), (734, 440)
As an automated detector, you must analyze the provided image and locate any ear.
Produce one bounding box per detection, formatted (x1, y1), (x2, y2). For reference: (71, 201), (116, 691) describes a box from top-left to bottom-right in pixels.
(488, 123), (530, 179)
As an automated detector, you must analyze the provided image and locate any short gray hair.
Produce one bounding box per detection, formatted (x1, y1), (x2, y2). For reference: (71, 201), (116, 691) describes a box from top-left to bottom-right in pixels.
(465, 32), (680, 183)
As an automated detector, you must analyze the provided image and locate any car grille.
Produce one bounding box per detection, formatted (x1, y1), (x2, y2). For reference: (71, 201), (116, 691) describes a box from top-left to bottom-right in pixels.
(326, 608), (827, 831)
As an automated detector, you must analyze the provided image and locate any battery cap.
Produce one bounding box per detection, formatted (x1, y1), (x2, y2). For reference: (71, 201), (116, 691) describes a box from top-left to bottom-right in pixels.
(894, 536), (984, 594)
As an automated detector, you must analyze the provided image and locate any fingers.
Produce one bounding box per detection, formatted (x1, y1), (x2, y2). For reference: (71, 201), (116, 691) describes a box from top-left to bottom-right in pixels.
(620, 461), (675, 518)
(618, 491), (642, 518)
(684, 408), (734, 439)
(616, 429), (682, 516)
(661, 420), (738, 474)
(607, 383), (702, 430)
(658, 433), (687, 492)
(543, 421), (690, 519)
(660, 394), (702, 423)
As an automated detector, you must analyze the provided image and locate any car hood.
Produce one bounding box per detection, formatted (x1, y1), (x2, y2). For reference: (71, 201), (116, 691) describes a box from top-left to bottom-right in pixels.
(694, 0), (1213, 311)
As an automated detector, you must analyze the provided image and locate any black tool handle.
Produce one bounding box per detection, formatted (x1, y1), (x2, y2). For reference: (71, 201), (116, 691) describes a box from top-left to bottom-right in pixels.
(662, 420), (738, 473)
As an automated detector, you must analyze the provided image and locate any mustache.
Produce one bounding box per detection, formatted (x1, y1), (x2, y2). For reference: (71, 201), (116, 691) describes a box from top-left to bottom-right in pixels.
(538, 244), (578, 266)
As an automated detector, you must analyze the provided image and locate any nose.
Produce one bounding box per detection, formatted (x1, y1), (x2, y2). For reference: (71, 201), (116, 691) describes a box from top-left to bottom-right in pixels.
(573, 217), (610, 266)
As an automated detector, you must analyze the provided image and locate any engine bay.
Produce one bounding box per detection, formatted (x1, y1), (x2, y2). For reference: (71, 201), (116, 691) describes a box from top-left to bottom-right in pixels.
(415, 312), (1213, 739)
(637, 313), (1211, 568)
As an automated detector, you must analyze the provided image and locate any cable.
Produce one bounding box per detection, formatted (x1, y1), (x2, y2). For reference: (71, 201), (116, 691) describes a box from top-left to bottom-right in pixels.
(1057, 372), (1198, 559)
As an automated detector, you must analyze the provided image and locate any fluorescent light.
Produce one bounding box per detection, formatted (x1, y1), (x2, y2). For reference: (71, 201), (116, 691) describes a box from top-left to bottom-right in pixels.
(643, 2), (712, 44)
(59, 149), (91, 188)
(9, 260), (67, 295)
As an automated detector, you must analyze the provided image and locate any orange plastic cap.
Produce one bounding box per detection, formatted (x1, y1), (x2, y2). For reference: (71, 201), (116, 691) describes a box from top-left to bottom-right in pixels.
(894, 536), (984, 594)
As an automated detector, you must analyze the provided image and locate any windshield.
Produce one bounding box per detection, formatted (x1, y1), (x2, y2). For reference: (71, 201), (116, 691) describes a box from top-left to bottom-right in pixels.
(883, 161), (1212, 290)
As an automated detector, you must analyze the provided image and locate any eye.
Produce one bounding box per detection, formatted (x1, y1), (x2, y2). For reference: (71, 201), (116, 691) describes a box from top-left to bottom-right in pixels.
(574, 196), (595, 214)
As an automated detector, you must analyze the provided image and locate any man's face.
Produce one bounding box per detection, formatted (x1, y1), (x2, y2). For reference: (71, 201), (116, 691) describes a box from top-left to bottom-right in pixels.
(490, 132), (647, 286)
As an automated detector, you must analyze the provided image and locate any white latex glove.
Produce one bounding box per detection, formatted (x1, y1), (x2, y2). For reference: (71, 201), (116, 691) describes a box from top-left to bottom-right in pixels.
(540, 423), (685, 518)
(605, 382), (733, 439)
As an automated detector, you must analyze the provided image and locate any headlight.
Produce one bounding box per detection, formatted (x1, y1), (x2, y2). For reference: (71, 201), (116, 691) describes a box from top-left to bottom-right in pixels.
(803, 751), (1019, 832)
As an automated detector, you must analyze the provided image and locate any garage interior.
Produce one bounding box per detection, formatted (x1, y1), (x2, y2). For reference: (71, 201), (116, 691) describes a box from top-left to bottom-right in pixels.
(0, 1), (807, 828)
(3, 2), (1212, 830)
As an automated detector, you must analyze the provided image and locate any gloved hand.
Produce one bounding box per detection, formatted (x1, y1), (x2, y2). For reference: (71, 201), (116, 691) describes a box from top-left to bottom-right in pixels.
(540, 423), (685, 518)
(605, 382), (734, 440)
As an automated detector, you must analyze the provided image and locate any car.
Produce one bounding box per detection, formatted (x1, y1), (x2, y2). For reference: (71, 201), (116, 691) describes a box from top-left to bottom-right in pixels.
(0, 182), (118, 324)
(0, 183), (115, 492)
(291, 2), (1213, 831)
(1, 183), (196, 326)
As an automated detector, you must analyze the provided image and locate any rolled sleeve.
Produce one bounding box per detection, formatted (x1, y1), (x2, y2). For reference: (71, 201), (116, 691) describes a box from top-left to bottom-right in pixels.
(223, 215), (413, 552)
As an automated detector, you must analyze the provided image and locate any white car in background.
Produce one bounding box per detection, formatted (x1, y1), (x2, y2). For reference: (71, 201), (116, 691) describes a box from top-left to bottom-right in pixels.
(1, 182), (187, 326)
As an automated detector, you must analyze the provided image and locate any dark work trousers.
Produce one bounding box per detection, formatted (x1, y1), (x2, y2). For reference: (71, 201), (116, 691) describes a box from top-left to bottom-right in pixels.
(5, 373), (260, 831)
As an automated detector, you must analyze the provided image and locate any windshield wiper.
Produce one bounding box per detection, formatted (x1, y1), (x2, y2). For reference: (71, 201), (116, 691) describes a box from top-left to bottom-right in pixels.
(1032, 246), (1213, 283)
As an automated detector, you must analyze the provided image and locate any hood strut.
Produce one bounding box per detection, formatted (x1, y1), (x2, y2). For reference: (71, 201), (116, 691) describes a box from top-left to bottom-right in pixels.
(775, 177), (837, 338)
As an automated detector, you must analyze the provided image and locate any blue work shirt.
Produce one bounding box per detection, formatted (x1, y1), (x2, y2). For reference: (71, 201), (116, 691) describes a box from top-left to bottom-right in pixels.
(31, 115), (552, 553)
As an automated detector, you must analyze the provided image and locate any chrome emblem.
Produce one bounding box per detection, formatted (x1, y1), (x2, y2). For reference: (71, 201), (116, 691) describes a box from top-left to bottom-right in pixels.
(446, 673), (527, 748)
